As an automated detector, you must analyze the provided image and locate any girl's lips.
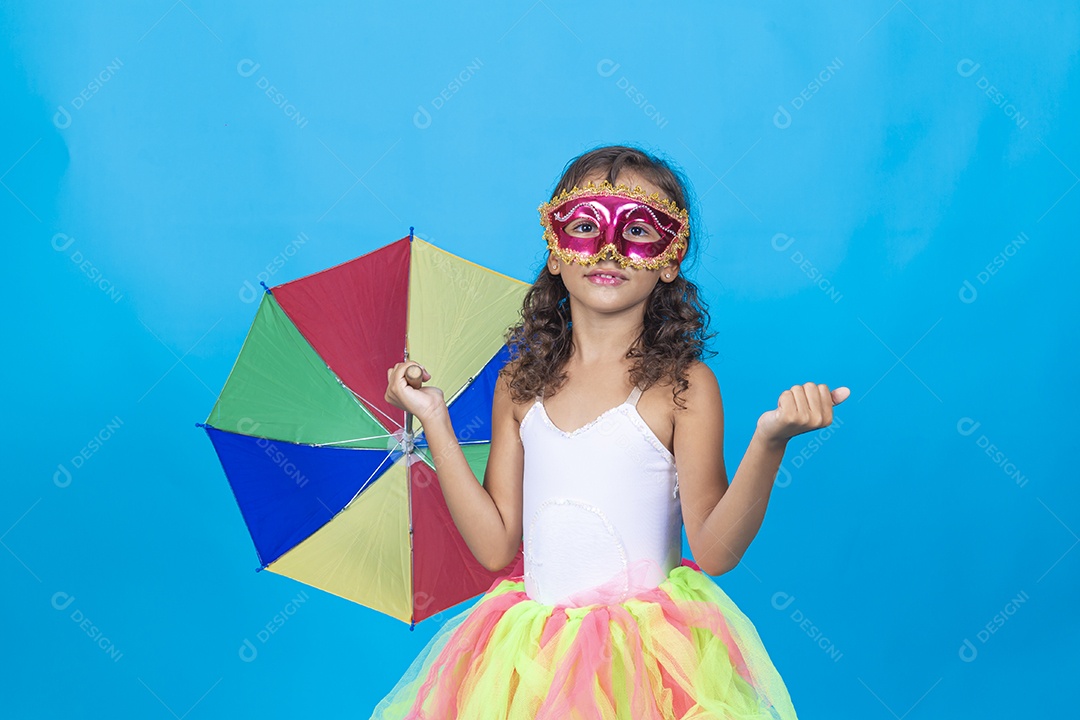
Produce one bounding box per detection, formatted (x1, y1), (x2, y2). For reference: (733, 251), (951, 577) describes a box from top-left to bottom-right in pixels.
(586, 273), (626, 286)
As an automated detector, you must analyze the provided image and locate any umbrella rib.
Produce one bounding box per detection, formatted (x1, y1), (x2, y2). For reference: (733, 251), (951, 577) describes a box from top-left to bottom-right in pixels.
(322, 452), (399, 582)
(344, 384), (405, 430)
(340, 449), (398, 512)
(313, 435), (489, 449)
(315, 434), (395, 447)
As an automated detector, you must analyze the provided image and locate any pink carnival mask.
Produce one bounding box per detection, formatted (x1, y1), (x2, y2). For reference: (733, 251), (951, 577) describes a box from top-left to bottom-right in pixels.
(538, 181), (689, 270)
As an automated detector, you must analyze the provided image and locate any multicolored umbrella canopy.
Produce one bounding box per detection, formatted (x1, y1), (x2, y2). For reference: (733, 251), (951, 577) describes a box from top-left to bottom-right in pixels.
(198, 233), (529, 626)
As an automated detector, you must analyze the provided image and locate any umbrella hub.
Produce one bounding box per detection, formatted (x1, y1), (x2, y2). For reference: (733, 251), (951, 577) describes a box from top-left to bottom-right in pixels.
(389, 428), (417, 455)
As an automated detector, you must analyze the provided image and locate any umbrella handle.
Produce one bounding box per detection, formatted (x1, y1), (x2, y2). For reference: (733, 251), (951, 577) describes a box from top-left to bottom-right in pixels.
(405, 364), (424, 389)
(401, 362), (424, 441)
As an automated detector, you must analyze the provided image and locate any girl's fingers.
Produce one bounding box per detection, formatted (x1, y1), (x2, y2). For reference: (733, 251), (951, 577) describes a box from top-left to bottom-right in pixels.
(789, 384), (809, 418)
(816, 383), (833, 425)
(770, 382), (843, 440)
(388, 363), (411, 394)
(778, 389), (794, 415)
(800, 382), (821, 425)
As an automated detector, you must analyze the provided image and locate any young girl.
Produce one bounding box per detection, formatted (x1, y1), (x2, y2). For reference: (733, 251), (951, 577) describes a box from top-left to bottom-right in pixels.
(376, 145), (848, 718)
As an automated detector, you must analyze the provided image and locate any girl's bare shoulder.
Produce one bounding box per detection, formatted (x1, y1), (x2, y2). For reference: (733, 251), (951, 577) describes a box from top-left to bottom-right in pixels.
(672, 360), (723, 423)
(495, 358), (539, 425)
(646, 360), (719, 398)
(649, 360), (722, 420)
(686, 359), (721, 396)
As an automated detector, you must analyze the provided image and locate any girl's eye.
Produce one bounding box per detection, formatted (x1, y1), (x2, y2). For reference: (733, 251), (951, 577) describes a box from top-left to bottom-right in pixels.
(569, 220), (597, 234)
(625, 223), (660, 241)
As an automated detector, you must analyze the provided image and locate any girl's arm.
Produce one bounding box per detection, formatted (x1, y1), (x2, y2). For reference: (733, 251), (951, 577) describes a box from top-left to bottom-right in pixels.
(386, 362), (524, 572)
(675, 362), (846, 576)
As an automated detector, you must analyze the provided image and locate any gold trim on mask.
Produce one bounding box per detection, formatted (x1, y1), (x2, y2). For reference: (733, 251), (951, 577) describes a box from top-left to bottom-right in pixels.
(537, 180), (690, 271)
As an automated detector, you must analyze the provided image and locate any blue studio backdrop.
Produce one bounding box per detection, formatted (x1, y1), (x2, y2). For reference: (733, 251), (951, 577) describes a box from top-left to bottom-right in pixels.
(4, 2), (1077, 718)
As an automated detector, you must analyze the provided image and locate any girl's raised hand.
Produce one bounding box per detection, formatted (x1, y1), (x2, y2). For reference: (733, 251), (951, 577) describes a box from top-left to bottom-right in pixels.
(756, 382), (850, 447)
(385, 361), (445, 422)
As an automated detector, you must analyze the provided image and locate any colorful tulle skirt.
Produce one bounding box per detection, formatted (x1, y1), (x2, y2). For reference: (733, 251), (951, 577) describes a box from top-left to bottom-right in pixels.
(369, 558), (799, 719)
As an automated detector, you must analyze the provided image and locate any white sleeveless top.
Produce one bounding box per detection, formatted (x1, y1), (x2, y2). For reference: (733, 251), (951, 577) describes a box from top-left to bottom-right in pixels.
(519, 384), (683, 606)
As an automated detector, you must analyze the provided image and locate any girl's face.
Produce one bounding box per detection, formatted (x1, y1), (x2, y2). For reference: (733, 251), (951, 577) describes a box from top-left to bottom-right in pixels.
(547, 170), (680, 312)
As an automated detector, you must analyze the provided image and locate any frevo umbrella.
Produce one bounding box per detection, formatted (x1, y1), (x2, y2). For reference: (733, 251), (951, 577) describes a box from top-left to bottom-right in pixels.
(196, 231), (528, 627)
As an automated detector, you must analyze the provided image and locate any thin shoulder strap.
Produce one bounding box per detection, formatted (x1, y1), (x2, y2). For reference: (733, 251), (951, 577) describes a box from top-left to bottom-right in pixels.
(626, 385), (643, 407)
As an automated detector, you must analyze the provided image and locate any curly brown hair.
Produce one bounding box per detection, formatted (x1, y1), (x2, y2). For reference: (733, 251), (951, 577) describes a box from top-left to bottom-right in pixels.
(500, 144), (717, 410)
